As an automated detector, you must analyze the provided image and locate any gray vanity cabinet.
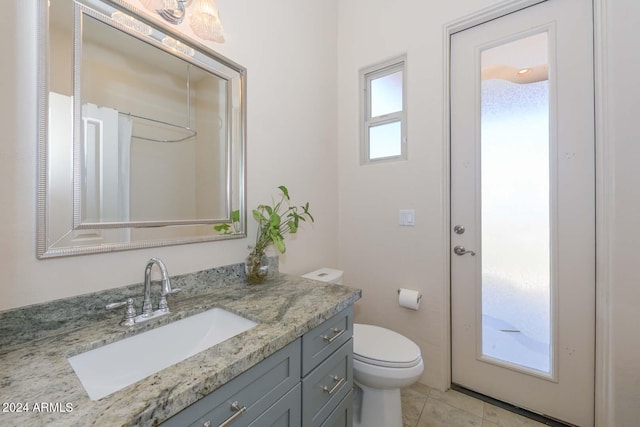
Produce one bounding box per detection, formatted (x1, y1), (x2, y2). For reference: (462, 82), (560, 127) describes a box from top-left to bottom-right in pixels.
(301, 307), (354, 427)
(248, 383), (301, 426)
(320, 391), (353, 427)
(160, 306), (354, 427)
(301, 307), (353, 376)
(161, 339), (301, 427)
(302, 339), (353, 426)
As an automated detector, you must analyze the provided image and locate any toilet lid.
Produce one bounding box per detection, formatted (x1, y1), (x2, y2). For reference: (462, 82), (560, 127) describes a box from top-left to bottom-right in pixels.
(353, 324), (422, 368)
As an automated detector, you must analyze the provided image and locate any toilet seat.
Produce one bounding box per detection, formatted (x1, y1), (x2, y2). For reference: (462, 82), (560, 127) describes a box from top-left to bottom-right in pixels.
(353, 324), (422, 368)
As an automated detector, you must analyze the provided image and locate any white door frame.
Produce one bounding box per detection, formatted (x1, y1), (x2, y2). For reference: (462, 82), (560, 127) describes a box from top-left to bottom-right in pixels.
(442, 0), (613, 425)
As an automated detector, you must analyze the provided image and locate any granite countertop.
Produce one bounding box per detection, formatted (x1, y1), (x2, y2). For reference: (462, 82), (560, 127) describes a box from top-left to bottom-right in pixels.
(0, 272), (361, 426)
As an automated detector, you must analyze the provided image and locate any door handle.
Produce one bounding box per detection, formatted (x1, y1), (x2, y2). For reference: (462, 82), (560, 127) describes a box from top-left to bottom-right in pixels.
(322, 328), (345, 344)
(323, 376), (346, 395)
(218, 401), (247, 427)
(454, 245), (476, 256)
(453, 225), (466, 235)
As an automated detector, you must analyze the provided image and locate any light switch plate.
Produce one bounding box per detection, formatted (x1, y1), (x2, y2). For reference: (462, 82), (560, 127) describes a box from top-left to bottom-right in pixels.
(399, 209), (415, 226)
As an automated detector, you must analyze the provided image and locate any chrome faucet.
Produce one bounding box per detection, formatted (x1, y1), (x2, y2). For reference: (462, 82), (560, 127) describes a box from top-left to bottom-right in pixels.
(141, 257), (181, 318)
(106, 258), (181, 326)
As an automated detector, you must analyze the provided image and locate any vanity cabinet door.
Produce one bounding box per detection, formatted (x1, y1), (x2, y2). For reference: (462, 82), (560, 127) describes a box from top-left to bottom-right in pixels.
(302, 307), (353, 376)
(302, 339), (353, 427)
(247, 383), (301, 427)
(161, 339), (300, 427)
(320, 390), (353, 427)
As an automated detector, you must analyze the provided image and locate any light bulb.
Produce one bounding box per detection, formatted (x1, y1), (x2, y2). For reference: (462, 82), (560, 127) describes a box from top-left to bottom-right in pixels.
(111, 11), (153, 35)
(162, 36), (196, 57)
(139, 0), (164, 13)
(189, 0), (225, 43)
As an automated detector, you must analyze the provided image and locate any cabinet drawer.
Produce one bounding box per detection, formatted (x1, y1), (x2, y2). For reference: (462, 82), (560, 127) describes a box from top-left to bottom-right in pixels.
(302, 306), (353, 375)
(320, 390), (353, 427)
(302, 339), (353, 427)
(248, 383), (301, 427)
(161, 339), (301, 427)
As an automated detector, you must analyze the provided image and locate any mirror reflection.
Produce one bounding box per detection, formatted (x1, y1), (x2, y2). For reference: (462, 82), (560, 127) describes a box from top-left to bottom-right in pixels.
(39, 0), (246, 258)
(79, 13), (227, 224)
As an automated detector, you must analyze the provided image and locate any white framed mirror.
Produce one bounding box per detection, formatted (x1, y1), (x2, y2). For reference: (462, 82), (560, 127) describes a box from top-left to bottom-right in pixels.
(37, 0), (246, 258)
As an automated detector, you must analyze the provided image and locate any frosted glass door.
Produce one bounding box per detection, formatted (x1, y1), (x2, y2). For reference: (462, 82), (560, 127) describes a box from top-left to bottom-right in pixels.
(450, 1), (595, 425)
(480, 33), (552, 374)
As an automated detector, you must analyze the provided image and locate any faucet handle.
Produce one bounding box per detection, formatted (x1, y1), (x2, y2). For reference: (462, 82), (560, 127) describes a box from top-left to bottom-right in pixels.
(157, 288), (181, 313)
(106, 298), (136, 327)
(161, 287), (182, 297)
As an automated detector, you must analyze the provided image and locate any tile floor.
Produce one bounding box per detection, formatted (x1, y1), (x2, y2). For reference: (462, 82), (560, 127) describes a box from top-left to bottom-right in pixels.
(401, 383), (548, 427)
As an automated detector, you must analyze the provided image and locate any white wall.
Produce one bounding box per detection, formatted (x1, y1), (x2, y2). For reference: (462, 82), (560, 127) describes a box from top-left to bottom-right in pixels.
(0, 0), (338, 310)
(337, 0), (499, 390)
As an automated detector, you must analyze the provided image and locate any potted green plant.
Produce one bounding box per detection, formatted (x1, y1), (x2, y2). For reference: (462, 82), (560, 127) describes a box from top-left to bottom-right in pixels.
(245, 185), (314, 284)
(213, 210), (241, 235)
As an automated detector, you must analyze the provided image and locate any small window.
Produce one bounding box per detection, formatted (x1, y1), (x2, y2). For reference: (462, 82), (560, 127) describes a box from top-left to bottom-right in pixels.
(360, 56), (407, 164)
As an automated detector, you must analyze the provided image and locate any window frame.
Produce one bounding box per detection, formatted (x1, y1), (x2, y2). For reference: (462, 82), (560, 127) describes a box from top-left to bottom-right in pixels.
(360, 55), (407, 164)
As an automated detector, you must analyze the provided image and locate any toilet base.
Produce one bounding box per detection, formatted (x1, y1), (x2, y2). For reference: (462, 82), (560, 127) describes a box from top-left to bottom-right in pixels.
(353, 380), (402, 427)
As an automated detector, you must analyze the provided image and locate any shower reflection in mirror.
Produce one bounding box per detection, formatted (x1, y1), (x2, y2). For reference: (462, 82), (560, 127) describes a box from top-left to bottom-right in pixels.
(39, 0), (246, 258)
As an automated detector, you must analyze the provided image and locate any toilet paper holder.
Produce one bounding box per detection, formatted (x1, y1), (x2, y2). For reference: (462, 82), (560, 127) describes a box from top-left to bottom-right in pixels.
(397, 289), (422, 303)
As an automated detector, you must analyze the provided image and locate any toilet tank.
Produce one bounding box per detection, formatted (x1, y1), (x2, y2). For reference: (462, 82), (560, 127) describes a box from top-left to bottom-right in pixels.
(302, 268), (344, 285)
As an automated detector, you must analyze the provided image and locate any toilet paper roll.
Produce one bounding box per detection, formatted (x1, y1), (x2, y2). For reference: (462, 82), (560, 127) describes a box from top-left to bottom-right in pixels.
(398, 288), (422, 310)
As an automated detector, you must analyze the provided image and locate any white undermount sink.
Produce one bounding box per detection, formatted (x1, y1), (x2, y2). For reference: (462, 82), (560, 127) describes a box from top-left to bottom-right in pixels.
(68, 308), (258, 400)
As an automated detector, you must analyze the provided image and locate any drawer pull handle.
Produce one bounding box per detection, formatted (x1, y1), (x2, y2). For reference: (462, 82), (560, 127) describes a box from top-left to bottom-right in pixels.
(322, 375), (346, 395)
(218, 401), (247, 427)
(322, 328), (345, 344)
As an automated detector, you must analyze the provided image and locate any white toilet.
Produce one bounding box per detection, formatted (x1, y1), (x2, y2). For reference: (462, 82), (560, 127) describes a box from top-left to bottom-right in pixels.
(302, 268), (424, 427)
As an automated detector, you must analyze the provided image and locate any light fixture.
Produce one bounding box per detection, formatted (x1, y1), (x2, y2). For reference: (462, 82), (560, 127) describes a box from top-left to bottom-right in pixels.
(162, 36), (196, 57)
(111, 11), (153, 35)
(189, 0), (225, 43)
(517, 68), (532, 76)
(140, 0), (225, 43)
